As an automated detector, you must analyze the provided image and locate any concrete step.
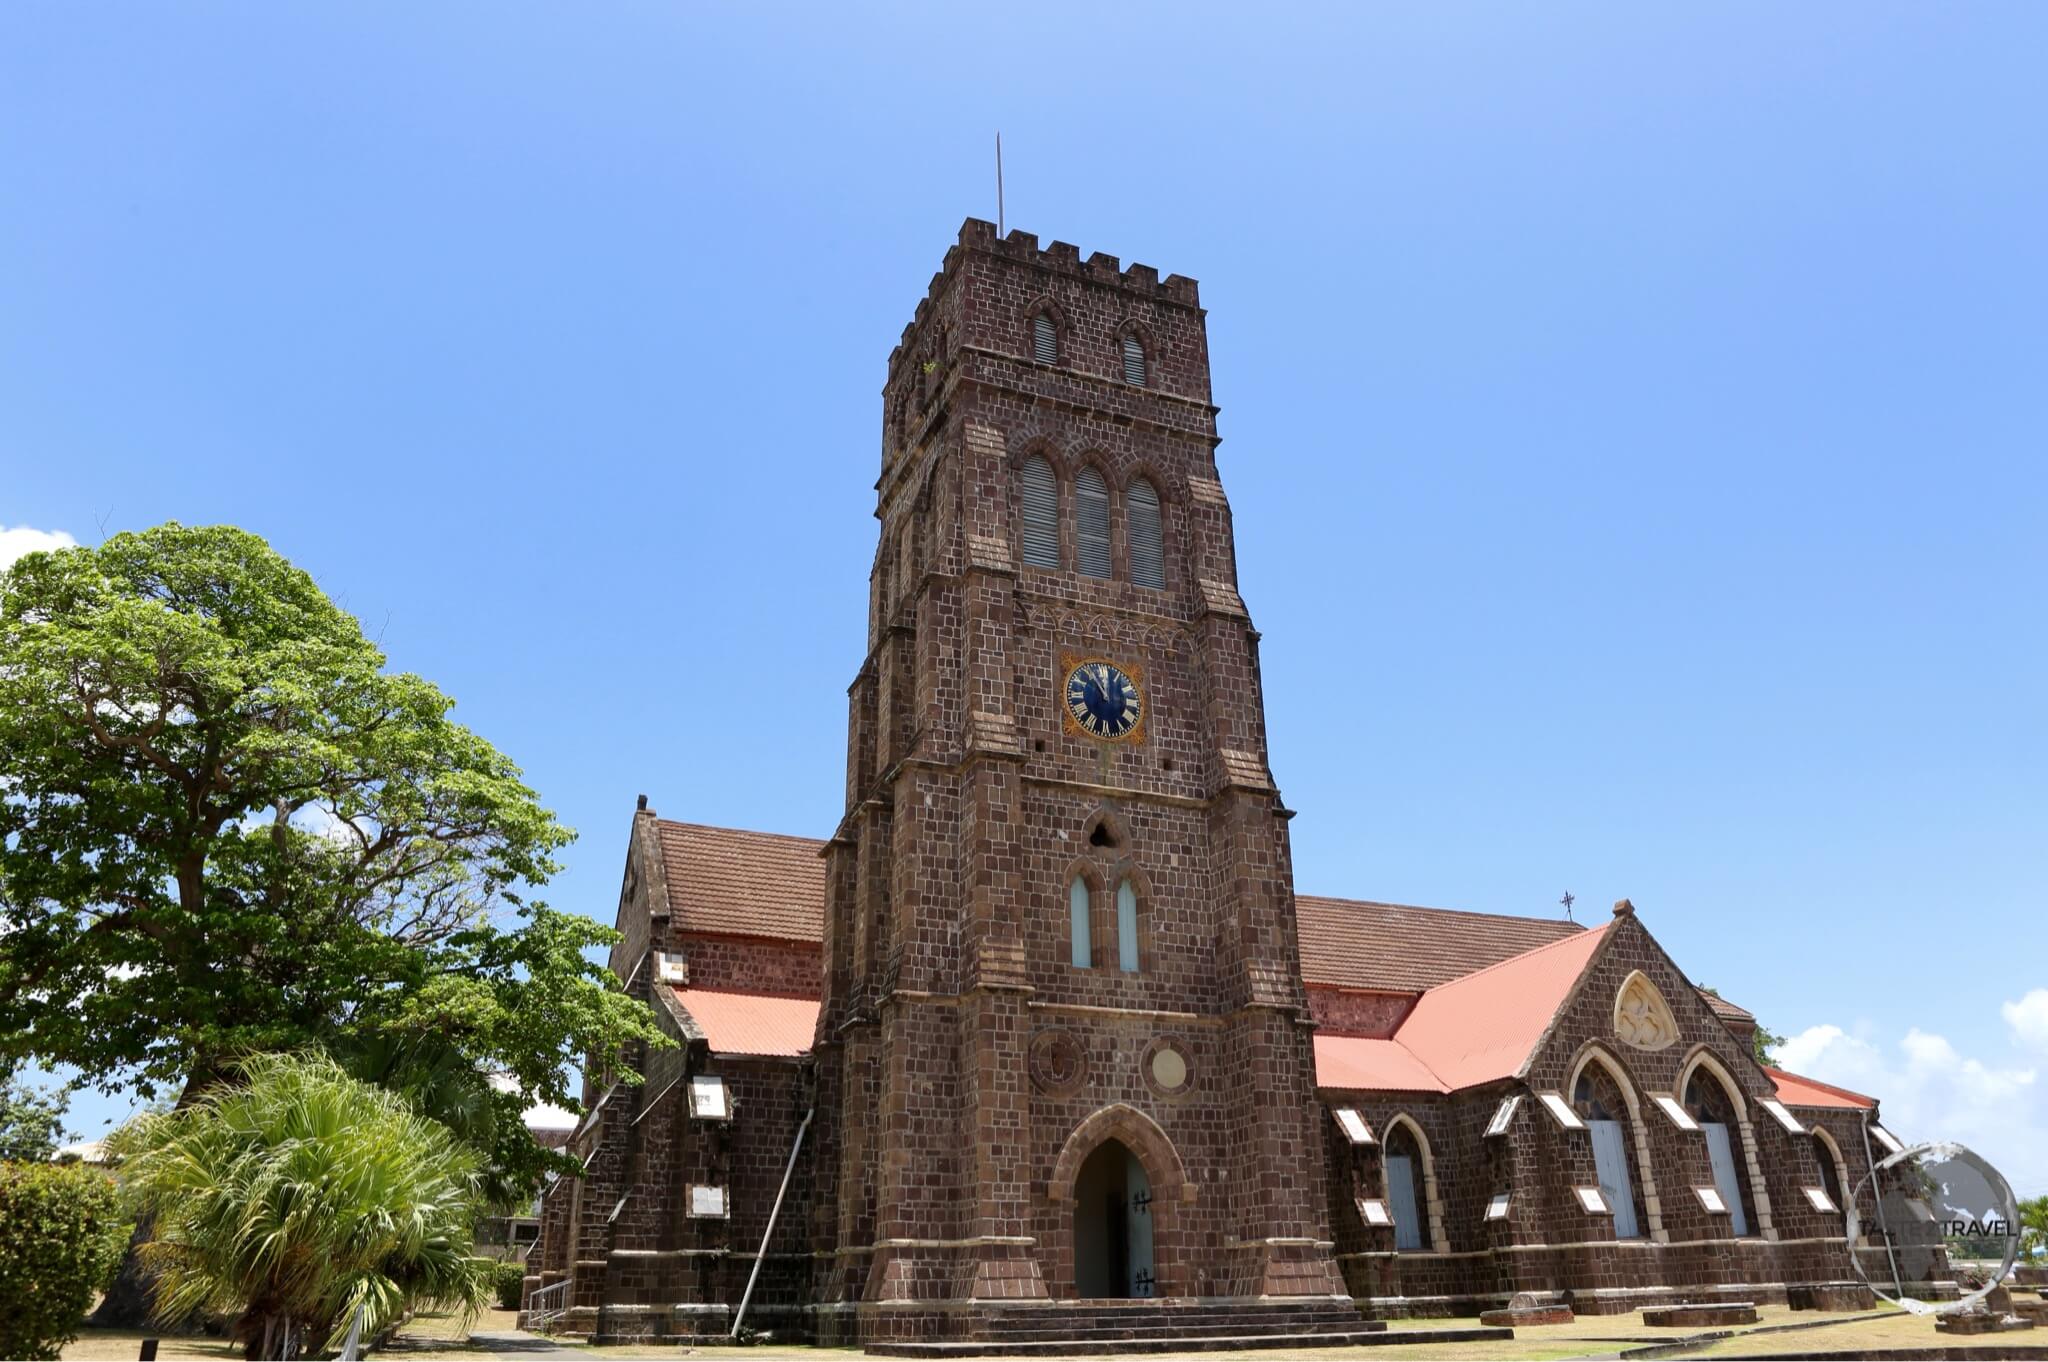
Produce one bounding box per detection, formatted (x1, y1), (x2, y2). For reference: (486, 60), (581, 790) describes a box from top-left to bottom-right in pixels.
(869, 1327), (1513, 1357)
(958, 1318), (1383, 1342)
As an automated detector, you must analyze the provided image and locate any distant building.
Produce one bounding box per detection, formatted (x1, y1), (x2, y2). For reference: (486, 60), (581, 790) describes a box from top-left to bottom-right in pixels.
(529, 221), (1927, 1349)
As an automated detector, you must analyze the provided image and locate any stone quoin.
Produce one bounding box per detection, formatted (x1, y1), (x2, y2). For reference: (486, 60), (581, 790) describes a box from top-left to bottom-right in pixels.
(524, 221), (1937, 1347)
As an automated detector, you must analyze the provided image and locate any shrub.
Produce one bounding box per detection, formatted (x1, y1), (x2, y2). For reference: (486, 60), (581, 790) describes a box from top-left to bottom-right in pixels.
(495, 1260), (526, 1310)
(115, 1052), (495, 1360)
(0, 1161), (127, 1361)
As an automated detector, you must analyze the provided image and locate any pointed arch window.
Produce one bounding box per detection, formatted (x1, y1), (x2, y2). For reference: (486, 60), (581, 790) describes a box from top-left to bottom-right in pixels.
(1116, 879), (1139, 972)
(1069, 876), (1094, 968)
(1127, 478), (1164, 589)
(1121, 335), (1147, 387)
(1684, 1068), (1757, 1236)
(1021, 455), (1060, 569)
(1076, 467), (1111, 580)
(1033, 313), (1059, 365)
(1575, 1065), (1644, 1240)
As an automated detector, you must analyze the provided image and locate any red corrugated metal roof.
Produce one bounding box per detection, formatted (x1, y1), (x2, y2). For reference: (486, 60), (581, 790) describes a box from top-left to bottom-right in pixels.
(1391, 923), (1609, 1090)
(1316, 924), (1611, 1094)
(1312, 1035), (1449, 1093)
(1765, 1065), (1876, 1110)
(673, 988), (819, 1057)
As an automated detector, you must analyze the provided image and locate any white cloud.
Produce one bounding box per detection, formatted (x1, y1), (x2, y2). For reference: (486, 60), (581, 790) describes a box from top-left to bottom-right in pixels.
(0, 525), (78, 572)
(2002, 988), (2048, 1055)
(1779, 1008), (2047, 1197)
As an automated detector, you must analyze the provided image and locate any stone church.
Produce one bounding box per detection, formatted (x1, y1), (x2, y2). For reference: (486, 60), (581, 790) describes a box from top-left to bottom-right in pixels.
(525, 220), (1918, 1350)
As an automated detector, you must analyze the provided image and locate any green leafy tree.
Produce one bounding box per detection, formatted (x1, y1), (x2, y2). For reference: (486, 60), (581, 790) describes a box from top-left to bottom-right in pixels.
(0, 1161), (127, 1361)
(0, 1074), (71, 1162)
(1697, 984), (1784, 1067)
(2021, 1193), (2048, 1262)
(0, 525), (667, 1315)
(114, 1052), (496, 1359)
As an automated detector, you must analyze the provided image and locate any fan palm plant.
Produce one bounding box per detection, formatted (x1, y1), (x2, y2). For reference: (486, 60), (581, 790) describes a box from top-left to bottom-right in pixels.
(113, 1051), (495, 1359)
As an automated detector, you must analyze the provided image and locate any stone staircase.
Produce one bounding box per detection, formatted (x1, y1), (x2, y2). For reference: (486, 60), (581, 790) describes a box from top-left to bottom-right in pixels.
(863, 1299), (1509, 1357)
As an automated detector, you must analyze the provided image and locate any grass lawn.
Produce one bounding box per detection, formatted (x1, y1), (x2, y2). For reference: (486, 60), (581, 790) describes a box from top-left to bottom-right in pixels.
(63, 1299), (2039, 1362)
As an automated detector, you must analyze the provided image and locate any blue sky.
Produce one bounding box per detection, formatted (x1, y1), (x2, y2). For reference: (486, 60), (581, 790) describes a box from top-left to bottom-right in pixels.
(4, 4), (2044, 1190)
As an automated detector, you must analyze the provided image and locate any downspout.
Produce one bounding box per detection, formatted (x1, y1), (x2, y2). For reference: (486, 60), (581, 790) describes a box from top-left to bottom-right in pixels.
(731, 1107), (813, 1339)
(1859, 1109), (1903, 1300)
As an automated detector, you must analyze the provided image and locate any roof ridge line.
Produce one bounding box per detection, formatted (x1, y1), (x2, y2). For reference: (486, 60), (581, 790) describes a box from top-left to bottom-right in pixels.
(1296, 894), (1589, 931)
(657, 818), (828, 845)
(1764, 1064), (1878, 1108)
(1411, 918), (1611, 996)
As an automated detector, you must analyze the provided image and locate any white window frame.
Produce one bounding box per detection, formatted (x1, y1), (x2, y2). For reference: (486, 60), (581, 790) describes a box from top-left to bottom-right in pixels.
(1575, 1186), (1611, 1214)
(1485, 1095), (1521, 1137)
(1871, 1124), (1904, 1154)
(688, 1184), (729, 1219)
(1332, 1107), (1375, 1146)
(654, 951), (688, 984)
(1356, 1197), (1391, 1227)
(1539, 1092), (1586, 1130)
(1694, 1185), (1729, 1215)
(1803, 1185), (1839, 1213)
(1485, 1192), (1511, 1221)
(687, 1074), (729, 1121)
(1652, 1094), (1698, 1131)
(1759, 1098), (1804, 1134)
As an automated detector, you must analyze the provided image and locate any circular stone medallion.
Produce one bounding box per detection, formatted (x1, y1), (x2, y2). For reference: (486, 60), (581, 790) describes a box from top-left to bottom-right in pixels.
(1029, 1029), (1089, 1097)
(1142, 1036), (1194, 1098)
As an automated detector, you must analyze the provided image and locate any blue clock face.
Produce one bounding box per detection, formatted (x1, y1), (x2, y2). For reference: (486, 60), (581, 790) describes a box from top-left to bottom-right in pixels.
(1064, 661), (1142, 741)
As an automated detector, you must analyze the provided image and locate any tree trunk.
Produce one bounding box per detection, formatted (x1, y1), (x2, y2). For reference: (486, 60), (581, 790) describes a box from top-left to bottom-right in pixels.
(89, 1065), (222, 1330)
(88, 1219), (161, 1328)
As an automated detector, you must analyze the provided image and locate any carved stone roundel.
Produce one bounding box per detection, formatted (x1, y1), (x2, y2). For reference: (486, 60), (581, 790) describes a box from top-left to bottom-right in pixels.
(1613, 970), (1680, 1051)
(1029, 1029), (1089, 1096)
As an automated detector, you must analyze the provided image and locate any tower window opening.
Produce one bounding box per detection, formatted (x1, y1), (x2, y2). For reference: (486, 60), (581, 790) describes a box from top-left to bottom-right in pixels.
(1128, 478), (1163, 589)
(1121, 335), (1147, 387)
(1033, 313), (1059, 365)
(1116, 879), (1140, 972)
(1077, 467), (1111, 579)
(1089, 823), (1116, 848)
(1069, 876), (1094, 968)
(1021, 455), (1060, 569)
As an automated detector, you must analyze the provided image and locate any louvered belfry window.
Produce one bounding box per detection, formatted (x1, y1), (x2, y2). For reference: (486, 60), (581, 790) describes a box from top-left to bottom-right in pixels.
(1020, 456), (1060, 569)
(1032, 313), (1058, 365)
(1121, 335), (1147, 386)
(1127, 478), (1163, 589)
(1076, 467), (1111, 580)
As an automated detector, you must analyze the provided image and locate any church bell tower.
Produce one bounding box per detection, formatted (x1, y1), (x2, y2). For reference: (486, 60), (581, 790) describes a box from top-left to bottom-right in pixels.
(810, 221), (1345, 1342)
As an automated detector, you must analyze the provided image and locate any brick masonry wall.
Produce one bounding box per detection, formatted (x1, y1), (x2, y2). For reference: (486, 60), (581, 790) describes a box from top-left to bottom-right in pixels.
(1309, 987), (1418, 1038)
(671, 933), (821, 997)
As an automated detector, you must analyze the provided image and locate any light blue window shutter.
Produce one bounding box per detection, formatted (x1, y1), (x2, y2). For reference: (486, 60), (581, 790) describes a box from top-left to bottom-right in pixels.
(1117, 880), (1139, 972)
(1590, 1120), (1640, 1239)
(1127, 478), (1163, 589)
(1386, 1154), (1424, 1251)
(1020, 456), (1060, 569)
(1076, 468), (1111, 579)
(1069, 877), (1092, 968)
(1704, 1123), (1751, 1236)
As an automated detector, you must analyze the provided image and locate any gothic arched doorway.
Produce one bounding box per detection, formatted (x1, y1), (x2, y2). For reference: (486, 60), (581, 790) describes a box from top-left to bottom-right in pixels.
(1072, 1138), (1156, 1298)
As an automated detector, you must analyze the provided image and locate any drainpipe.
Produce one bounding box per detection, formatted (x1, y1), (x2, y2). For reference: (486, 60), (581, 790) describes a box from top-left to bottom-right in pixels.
(1859, 1109), (1904, 1300)
(731, 1107), (813, 1339)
